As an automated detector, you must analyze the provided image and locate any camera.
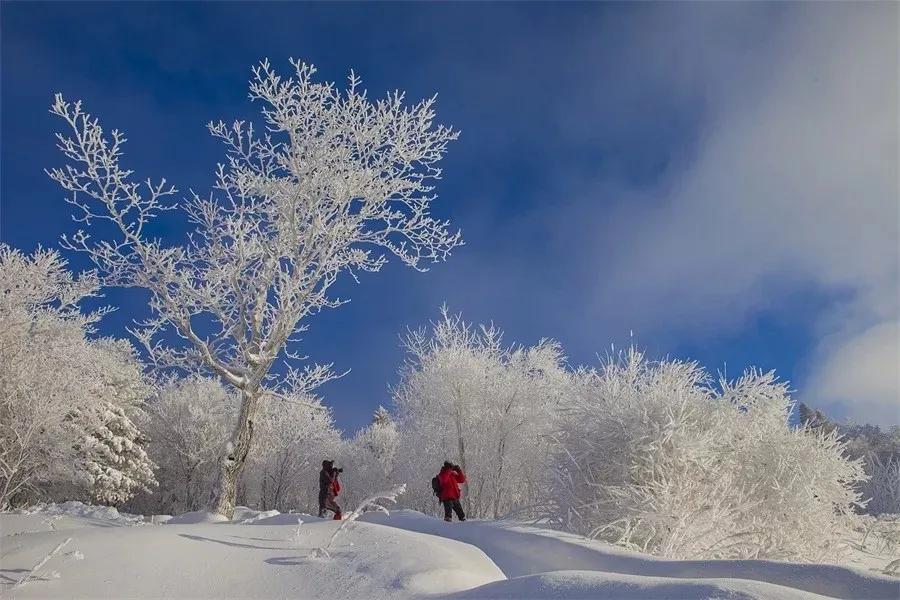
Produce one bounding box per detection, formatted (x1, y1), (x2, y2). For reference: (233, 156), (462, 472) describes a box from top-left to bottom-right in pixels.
(335, 467), (344, 473)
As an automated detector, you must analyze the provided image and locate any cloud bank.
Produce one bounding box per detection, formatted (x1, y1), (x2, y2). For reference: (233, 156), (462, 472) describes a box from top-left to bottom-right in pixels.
(584, 5), (898, 423)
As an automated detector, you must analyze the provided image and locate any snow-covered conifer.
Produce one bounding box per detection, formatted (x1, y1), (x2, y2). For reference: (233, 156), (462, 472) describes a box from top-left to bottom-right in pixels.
(72, 402), (157, 505)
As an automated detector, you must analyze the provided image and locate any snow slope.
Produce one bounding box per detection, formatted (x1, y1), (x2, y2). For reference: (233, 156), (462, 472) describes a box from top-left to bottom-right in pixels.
(2, 506), (897, 599)
(362, 510), (899, 600)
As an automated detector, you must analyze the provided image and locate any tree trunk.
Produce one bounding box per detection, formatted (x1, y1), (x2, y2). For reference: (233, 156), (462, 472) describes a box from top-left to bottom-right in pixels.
(493, 436), (507, 519)
(454, 399), (471, 511)
(210, 388), (259, 518)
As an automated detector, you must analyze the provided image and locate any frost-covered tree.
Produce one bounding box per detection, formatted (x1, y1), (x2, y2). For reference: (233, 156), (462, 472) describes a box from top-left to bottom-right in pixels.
(356, 406), (399, 477)
(393, 308), (569, 517)
(47, 59), (461, 517)
(550, 349), (866, 562)
(799, 403), (900, 516)
(0, 245), (154, 508)
(338, 406), (400, 509)
(127, 376), (238, 515)
(242, 392), (343, 513)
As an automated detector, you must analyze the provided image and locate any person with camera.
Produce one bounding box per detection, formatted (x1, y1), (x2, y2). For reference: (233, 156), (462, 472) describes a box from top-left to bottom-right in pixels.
(318, 459), (343, 520)
(435, 461), (467, 522)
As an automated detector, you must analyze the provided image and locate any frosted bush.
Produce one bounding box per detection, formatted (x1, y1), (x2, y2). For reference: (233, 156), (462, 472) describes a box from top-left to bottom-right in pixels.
(797, 403), (900, 516)
(862, 454), (900, 516)
(550, 348), (866, 562)
(393, 307), (569, 518)
(127, 376), (238, 515)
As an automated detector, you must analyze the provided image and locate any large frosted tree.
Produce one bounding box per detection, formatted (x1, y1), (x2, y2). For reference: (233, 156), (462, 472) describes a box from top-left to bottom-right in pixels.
(47, 59), (461, 517)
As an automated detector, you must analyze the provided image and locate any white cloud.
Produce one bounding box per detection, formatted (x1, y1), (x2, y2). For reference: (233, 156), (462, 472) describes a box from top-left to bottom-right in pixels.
(808, 320), (899, 425)
(584, 4), (899, 422)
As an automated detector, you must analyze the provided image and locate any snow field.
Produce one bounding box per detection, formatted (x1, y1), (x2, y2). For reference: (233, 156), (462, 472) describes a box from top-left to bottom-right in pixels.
(3, 505), (898, 599)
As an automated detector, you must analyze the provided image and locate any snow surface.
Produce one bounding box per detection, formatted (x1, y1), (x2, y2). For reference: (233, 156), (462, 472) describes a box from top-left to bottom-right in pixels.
(164, 510), (231, 525)
(364, 511), (900, 599)
(2, 505), (897, 599)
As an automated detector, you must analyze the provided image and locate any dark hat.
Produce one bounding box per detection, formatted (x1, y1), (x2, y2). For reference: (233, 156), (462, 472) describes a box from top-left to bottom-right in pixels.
(322, 459), (333, 468)
(443, 461), (453, 468)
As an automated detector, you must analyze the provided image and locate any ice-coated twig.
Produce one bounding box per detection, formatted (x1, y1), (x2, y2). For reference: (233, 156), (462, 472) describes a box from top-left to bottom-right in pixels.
(12, 537), (73, 589)
(289, 517), (304, 548)
(315, 483), (407, 556)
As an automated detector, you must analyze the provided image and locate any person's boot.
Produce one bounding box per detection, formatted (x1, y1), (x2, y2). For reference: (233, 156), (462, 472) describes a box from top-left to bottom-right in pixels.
(444, 516), (451, 522)
(333, 512), (342, 521)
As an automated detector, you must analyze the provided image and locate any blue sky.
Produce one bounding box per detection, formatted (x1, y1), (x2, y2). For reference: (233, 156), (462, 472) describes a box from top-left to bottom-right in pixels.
(2, 2), (897, 433)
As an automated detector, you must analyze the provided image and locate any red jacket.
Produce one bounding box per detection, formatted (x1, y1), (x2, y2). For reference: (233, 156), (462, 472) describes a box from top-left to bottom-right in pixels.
(320, 468), (341, 497)
(437, 466), (466, 501)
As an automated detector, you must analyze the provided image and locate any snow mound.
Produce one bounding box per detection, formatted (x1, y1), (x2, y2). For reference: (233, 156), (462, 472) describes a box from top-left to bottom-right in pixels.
(1, 512), (504, 598)
(236, 509), (280, 523)
(443, 570), (826, 600)
(14, 501), (146, 526)
(163, 507), (321, 525)
(248, 512), (323, 525)
(364, 510), (900, 600)
(230, 506), (268, 521)
(165, 510), (230, 524)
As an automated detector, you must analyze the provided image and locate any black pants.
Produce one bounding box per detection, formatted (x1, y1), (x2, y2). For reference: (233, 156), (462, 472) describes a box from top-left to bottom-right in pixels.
(442, 499), (465, 521)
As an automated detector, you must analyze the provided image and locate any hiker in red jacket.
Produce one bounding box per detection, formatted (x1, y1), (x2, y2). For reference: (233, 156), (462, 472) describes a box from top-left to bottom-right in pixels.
(437, 461), (467, 522)
(318, 459), (343, 520)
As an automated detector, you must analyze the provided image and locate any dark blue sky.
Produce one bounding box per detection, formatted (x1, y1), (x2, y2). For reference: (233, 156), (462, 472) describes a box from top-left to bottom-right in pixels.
(2, 2), (896, 432)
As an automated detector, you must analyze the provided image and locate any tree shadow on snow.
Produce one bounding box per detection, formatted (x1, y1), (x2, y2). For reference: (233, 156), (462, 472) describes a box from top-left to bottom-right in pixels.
(178, 533), (285, 550)
(228, 534), (284, 542)
(265, 555), (308, 566)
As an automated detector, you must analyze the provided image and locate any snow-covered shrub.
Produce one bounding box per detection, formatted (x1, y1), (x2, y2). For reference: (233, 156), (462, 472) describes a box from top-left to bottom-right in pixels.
(550, 348), (866, 562)
(860, 454), (900, 516)
(393, 308), (570, 518)
(357, 406), (399, 478)
(0, 246), (154, 509)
